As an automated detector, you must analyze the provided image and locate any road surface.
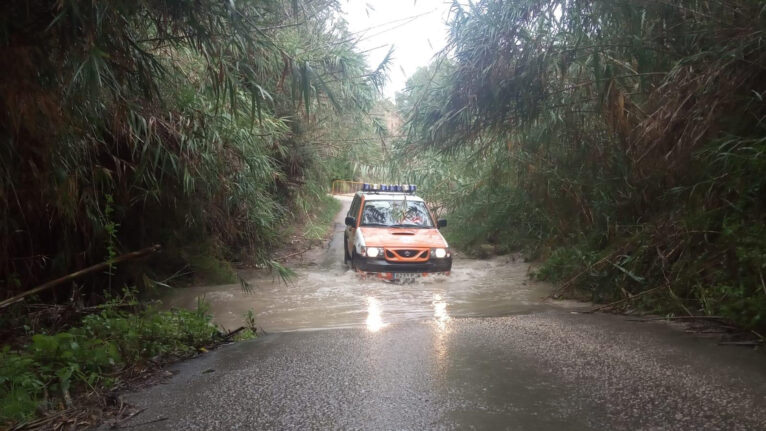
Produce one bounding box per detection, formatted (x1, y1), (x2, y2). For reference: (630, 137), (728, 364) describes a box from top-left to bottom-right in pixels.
(117, 196), (766, 430)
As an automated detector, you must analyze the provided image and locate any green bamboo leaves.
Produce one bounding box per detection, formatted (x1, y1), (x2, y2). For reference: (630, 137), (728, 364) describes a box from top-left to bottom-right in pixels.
(0, 0), (384, 297)
(394, 0), (766, 329)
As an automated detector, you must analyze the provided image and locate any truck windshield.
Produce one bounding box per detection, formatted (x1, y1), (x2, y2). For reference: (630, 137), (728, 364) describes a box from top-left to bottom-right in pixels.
(360, 200), (434, 228)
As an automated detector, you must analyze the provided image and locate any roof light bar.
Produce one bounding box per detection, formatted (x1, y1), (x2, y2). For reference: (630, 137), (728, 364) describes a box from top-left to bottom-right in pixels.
(360, 183), (418, 194)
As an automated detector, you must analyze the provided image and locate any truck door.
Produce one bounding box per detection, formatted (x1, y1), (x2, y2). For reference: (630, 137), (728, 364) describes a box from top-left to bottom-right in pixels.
(346, 195), (362, 254)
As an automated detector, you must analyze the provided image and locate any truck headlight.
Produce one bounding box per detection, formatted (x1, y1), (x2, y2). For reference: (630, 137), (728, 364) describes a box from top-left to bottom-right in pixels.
(432, 248), (448, 258)
(366, 247), (381, 258)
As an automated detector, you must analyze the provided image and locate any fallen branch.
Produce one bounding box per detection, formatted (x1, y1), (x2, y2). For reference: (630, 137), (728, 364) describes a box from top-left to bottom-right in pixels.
(222, 326), (246, 340)
(274, 249), (307, 262)
(114, 416), (168, 429)
(10, 408), (74, 430)
(0, 244), (161, 310)
(78, 303), (138, 313)
(584, 286), (663, 313)
(548, 248), (625, 298)
(718, 341), (762, 346)
(626, 316), (729, 322)
(687, 328), (733, 335)
(110, 408), (146, 429)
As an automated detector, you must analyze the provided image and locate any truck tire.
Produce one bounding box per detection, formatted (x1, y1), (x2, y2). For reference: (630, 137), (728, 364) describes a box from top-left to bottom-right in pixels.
(343, 234), (350, 265)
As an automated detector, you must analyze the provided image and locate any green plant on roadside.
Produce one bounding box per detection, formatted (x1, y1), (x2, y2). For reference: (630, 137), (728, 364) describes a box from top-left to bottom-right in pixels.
(183, 243), (238, 285)
(0, 333), (119, 423)
(303, 195), (342, 241)
(535, 246), (599, 283)
(230, 309), (258, 342)
(232, 329), (257, 342)
(0, 300), (218, 424)
(245, 309), (257, 332)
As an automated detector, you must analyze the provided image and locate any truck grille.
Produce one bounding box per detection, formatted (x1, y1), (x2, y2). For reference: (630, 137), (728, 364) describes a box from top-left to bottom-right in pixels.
(385, 249), (428, 260)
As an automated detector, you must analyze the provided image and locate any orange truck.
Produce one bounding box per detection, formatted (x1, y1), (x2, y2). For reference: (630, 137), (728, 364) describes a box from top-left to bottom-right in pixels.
(343, 184), (451, 280)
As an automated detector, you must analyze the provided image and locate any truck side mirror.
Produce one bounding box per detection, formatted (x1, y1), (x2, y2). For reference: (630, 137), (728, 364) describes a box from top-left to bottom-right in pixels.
(345, 216), (356, 227)
(437, 219), (447, 228)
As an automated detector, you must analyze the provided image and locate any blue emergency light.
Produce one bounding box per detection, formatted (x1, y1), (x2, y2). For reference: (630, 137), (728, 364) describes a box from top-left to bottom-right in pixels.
(360, 183), (417, 194)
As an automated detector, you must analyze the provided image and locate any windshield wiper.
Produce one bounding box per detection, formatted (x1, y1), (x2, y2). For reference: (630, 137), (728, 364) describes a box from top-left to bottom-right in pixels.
(391, 224), (429, 228)
(360, 222), (390, 227)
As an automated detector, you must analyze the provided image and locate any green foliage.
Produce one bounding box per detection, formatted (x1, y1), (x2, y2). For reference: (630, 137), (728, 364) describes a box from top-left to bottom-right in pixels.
(0, 0), (387, 423)
(0, 334), (116, 422)
(244, 309), (257, 331)
(396, 0), (766, 329)
(232, 328), (257, 342)
(233, 309), (258, 341)
(182, 243), (238, 285)
(303, 195), (342, 241)
(0, 0), (388, 300)
(0, 302), (217, 424)
(536, 246), (599, 284)
(78, 307), (217, 364)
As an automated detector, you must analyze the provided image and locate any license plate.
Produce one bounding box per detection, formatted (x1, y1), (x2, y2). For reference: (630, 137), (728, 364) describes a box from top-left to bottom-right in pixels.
(393, 273), (420, 280)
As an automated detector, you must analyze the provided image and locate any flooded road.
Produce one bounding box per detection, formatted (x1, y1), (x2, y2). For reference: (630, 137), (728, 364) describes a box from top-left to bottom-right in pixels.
(161, 196), (563, 332)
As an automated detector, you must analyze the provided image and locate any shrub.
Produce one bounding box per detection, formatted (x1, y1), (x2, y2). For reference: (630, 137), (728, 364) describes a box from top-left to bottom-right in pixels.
(0, 302), (218, 424)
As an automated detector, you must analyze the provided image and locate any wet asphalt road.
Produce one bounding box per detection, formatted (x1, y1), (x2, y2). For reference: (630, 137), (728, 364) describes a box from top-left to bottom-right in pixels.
(118, 313), (766, 430)
(118, 197), (766, 430)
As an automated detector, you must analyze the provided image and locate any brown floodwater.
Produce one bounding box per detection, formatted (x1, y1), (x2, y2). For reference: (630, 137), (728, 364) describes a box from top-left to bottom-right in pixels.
(158, 196), (561, 332)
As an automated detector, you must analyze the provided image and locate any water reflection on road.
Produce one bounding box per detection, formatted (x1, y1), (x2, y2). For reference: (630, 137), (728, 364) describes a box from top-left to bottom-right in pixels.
(365, 296), (386, 332)
(432, 293), (449, 331)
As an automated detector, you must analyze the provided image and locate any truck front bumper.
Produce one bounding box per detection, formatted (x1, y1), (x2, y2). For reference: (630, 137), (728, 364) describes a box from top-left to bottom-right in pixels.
(353, 256), (452, 274)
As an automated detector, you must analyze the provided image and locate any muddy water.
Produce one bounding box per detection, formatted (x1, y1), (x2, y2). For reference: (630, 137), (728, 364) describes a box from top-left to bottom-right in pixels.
(160, 196), (558, 332)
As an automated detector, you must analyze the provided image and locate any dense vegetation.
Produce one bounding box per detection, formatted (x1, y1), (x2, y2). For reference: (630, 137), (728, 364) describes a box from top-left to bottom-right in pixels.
(0, 0), (386, 304)
(0, 293), (235, 423)
(394, 0), (766, 329)
(0, 0), (387, 424)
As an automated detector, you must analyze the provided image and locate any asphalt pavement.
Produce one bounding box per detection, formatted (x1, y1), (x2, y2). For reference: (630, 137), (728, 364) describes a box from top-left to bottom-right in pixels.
(116, 311), (765, 430)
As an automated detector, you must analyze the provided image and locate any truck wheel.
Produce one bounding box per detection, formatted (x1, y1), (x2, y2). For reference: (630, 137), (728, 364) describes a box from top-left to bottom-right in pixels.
(343, 242), (349, 265)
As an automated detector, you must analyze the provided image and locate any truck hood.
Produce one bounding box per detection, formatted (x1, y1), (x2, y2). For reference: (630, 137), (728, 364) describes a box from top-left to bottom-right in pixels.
(359, 227), (448, 248)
